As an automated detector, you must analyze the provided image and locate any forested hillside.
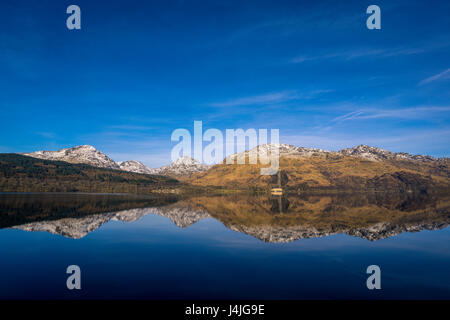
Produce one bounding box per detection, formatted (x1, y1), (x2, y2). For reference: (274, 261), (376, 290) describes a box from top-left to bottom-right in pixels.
(0, 154), (179, 193)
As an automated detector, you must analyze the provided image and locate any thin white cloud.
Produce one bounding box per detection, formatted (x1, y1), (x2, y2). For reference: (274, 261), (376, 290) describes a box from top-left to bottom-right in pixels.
(209, 91), (300, 107)
(418, 68), (450, 86)
(209, 89), (332, 108)
(331, 106), (450, 123)
(291, 46), (428, 64)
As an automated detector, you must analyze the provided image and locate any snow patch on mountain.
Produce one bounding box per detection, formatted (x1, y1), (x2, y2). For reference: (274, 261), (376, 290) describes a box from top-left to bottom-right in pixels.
(225, 143), (332, 163)
(21, 145), (210, 176)
(23, 145), (120, 169)
(339, 145), (394, 161)
(157, 156), (210, 176)
(118, 160), (158, 175)
(21, 143), (441, 178)
(226, 143), (439, 163)
(339, 144), (436, 162)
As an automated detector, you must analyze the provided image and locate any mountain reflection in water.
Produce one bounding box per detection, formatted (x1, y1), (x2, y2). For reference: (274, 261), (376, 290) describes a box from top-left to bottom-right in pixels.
(0, 192), (448, 242)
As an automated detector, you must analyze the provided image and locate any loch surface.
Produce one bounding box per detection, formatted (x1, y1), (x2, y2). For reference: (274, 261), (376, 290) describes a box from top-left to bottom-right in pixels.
(0, 192), (449, 299)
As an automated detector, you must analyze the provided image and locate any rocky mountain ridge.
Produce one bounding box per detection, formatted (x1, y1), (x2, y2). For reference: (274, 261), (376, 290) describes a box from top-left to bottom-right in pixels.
(22, 145), (210, 176)
(118, 160), (158, 175)
(157, 156), (211, 176)
(20, 144), (446, 179)
(24, 145), (120, 170)
(227, 143), (442, 163)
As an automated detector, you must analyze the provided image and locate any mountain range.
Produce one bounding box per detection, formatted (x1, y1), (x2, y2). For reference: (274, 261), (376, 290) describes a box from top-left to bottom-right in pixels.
(24, 145), (210, 176)
(23, 143), (447, 174)
(190, 144), (449, 191)
(11, 143), (450, 192)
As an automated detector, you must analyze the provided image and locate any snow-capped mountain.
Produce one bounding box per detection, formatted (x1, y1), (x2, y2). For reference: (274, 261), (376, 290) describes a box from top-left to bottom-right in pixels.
(225, 143), (330, 163)
(21, 145), (210, 176)
(339, 145), (394, 161)
(21, 143), (441, 179)
(118, 160), (158, 175)
(225, 143), (439, 163)
(23, 145), (120, 169)
(157, 156), (210, 176)
(338, 144), (436, 162)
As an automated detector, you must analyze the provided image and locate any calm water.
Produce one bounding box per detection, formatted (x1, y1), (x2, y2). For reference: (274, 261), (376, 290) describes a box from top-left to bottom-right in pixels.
(0, 192), (449, 299)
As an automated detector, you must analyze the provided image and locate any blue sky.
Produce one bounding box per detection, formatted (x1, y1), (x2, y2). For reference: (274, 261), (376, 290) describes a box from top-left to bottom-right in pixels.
(0, 0), (449, 167)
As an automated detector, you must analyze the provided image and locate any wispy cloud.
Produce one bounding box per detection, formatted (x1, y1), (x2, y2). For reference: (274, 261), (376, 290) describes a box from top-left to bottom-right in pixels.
(418, 68), (450, 86)
(290, 46), (435, 64)
(209, 89), (332, 108)
(331, 106), (450, 123)
(209, 91), (299, 108)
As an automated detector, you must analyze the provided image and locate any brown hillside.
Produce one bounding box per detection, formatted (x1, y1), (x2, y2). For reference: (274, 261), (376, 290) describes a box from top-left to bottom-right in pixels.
(184, 154), (450, 191)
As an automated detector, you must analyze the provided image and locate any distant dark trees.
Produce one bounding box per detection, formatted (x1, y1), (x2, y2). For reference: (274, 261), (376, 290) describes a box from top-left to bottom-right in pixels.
(0, 154), (179, 194)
